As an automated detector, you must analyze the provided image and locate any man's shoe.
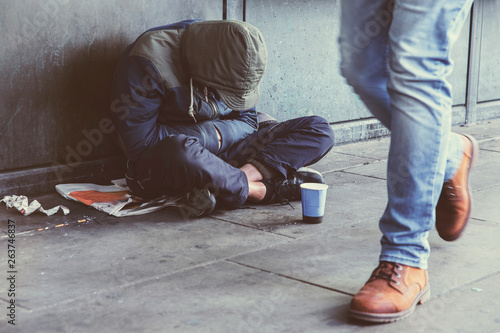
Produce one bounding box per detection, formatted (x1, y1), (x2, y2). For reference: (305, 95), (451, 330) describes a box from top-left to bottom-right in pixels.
(436, 134), (478, 241)
(180, 188), (216, 218)
(349, 262), (430, 323)
(265, 167), (325, 203)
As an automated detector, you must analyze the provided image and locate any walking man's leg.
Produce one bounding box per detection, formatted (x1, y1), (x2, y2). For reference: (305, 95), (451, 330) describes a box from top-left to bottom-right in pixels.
(339, 0), (475, 322)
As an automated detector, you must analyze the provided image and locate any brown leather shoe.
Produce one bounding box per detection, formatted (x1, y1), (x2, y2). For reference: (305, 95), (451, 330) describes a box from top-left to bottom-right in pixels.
(349, 262), (430, 323)
(436, 134), (478, 241)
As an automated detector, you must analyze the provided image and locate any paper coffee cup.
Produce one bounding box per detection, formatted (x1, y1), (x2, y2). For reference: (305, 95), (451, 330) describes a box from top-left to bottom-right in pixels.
(300, 183), (328, 223)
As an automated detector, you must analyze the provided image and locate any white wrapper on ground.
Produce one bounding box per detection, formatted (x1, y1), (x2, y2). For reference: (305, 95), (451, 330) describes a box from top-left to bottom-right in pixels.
(55, 180), (183, 217)
(1, 195), (70, 216)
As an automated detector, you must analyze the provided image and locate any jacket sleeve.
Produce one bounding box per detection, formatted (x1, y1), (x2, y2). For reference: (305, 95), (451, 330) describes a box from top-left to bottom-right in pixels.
(210, 108), (258, 154)
(110, 54), (163, 160)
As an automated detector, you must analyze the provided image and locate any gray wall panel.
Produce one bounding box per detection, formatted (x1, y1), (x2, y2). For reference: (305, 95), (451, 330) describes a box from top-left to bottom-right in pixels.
(0, 0), (222, 173)
(448, 13), (471, 106)
(478, 0), (500, 103)
(226, 0), (245, 20)
(246, 0), (371, 123)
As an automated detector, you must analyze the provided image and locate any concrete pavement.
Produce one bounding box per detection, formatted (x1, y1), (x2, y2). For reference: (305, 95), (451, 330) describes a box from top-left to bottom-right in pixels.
(1, 119), (500, 333)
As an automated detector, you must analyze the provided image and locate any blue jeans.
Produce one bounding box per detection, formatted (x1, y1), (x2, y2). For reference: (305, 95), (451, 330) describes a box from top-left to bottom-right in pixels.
(339, 0), (474, 269)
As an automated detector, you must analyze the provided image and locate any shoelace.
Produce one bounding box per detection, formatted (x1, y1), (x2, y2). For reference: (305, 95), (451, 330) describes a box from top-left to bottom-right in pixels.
(276, 178), (300, 198)
(443, 181), (462, 199)
(274, 192), (294, 209)
(369, 262), (403, 286)
(273, 178), (298, 209)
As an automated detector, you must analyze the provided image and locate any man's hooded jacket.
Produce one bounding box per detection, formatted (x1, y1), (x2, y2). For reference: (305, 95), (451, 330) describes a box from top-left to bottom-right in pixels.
(110, 19), (267, 161)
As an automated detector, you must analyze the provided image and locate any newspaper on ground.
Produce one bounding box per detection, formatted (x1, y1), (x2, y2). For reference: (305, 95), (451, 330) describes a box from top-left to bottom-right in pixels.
(1, 195), (70, 216)
(55, 179), (183, 217)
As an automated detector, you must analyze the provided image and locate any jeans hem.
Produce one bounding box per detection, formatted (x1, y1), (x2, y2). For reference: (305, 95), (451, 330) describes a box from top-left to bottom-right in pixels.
(379, 254), (428, 270)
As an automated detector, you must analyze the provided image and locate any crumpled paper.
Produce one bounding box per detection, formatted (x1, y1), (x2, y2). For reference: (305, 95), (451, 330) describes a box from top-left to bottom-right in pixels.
(0, 195), (70, 216)
(56, 180), (182, 217)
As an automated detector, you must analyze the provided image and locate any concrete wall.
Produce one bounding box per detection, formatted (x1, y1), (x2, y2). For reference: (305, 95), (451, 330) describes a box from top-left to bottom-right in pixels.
(247, 0), (471, 122)
(0, 0), (223, 195)
(1, 0), (498, 195)
(477, 0), (500, 103)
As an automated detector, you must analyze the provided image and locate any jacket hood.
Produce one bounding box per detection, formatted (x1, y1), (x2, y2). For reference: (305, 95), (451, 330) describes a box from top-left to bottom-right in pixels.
(182, 20), (267, 111)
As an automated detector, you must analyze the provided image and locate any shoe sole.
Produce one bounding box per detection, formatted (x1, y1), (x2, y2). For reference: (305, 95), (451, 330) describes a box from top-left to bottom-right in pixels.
(348, 284), (431, 323)
(297, 166), (322, 176)
(183, 189), (217, 218)
(441, 134), (479, 241)
(297, 166), (325, 184)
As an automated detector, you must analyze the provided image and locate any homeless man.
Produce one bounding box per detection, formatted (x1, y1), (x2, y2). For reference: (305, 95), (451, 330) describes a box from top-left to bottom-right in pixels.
(110, 19), (335, 217)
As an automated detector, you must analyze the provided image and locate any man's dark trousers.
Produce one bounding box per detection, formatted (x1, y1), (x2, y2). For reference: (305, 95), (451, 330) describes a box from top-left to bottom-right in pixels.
(126, 115), (334, 209)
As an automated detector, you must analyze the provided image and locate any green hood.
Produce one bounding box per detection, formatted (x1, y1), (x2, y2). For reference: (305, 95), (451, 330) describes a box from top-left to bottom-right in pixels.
(182, 20), (268, 111)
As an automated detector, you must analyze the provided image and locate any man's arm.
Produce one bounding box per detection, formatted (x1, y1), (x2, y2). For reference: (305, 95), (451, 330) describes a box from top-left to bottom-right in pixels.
(110, 54), (167, 160)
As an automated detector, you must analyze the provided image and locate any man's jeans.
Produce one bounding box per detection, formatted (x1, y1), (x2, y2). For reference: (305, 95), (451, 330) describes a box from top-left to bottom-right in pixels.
(339, 0), (474, 269)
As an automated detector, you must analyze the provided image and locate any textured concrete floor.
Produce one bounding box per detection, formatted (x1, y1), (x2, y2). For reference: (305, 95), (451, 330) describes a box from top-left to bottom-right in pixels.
(1, 119), (500, 333)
